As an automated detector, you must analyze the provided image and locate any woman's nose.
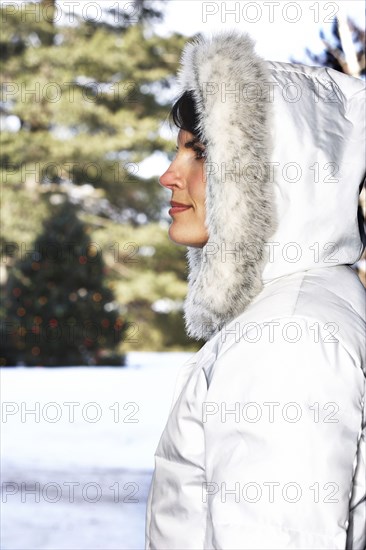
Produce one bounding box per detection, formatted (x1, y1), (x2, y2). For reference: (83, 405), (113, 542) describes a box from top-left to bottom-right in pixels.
(159, 165), (181, 189)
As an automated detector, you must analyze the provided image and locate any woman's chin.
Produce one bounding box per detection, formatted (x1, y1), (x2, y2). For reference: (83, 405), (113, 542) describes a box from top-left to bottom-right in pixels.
(168, 227), (191, 247)
(168, 226), (207, 248)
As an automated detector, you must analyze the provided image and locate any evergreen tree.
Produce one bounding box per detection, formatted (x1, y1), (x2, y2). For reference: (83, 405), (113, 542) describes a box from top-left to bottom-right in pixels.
(1, 1), (199, 357)
(0, 0), (186, 221)
(2, 196), (127, 366)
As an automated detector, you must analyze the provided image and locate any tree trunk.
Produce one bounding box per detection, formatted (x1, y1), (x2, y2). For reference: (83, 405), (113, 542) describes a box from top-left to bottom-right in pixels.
(42, 0), (56, 24)
(41, 0), (56, 45)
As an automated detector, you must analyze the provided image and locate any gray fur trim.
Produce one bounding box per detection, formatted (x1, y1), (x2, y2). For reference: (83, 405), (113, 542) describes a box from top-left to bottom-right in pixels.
(176, 30), (278, 341)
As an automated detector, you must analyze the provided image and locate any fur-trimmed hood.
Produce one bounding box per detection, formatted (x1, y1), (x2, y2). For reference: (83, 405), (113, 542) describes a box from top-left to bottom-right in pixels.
(176, 30), (365, 341)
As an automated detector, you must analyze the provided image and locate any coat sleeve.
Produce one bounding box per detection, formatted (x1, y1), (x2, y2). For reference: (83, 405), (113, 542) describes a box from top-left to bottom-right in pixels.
(346, 396), (366, 550)
(202, 317), (365, 550)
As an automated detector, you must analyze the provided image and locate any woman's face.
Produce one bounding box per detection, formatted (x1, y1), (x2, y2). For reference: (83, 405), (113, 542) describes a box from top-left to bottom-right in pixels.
(159, 129), (209, 247)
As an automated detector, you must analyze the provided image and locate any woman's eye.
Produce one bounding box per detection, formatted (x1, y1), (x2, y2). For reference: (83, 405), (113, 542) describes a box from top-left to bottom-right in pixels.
(193, 147), (206, 160)
(174, 143), (206, 160)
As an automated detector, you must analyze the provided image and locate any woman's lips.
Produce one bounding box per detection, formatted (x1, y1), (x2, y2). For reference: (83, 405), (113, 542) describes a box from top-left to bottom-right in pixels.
(169, 205), (192, 216)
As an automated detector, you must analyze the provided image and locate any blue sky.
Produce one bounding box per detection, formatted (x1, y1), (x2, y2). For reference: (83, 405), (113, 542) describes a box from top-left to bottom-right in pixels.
(155, 1), (364, 61)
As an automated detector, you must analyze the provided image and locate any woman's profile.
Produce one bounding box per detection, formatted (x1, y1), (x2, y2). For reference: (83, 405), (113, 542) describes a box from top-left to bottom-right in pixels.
(145, 30), (366, 550)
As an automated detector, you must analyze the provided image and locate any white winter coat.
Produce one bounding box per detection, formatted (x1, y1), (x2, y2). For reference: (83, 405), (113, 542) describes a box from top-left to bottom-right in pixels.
(145, 31), (366, 549)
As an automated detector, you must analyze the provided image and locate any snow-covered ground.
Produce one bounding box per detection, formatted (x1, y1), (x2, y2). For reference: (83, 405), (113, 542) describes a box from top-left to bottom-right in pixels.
(1, 352), (194, 550)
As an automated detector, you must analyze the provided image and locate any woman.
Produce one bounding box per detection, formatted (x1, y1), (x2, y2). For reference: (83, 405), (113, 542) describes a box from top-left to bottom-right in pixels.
(145, 30), (366, 549)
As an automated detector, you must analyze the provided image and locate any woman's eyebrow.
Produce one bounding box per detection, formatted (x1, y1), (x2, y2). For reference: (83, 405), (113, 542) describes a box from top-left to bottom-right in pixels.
(184, 138), (204, 149)
(175, 138), (205, 150)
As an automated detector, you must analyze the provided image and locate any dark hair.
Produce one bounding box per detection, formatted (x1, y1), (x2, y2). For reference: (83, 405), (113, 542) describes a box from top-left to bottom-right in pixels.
(169, 90), (202, 139)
